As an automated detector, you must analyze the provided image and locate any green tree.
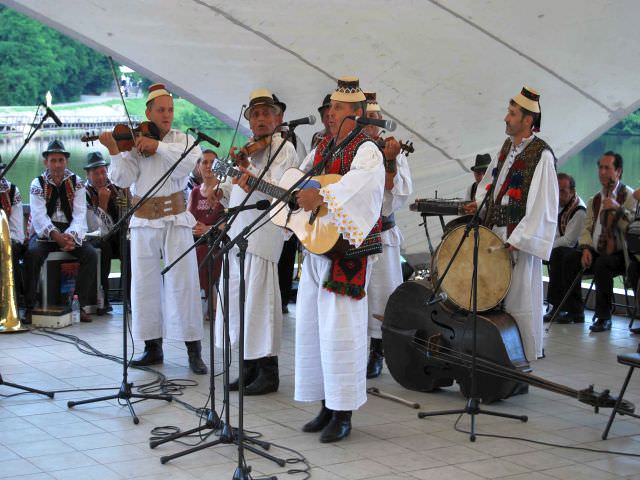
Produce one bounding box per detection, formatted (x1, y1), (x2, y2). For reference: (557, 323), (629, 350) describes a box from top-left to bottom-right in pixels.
(0, 6), (113, 105)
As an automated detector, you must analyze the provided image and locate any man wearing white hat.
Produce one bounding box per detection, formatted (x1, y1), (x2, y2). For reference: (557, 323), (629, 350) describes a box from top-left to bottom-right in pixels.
(361, 91), (413, 379)
(100, 83), (207, 375)
(466, 86), (558, 362)
(295, 77), (385, 443)
(214, 88), (298, 395)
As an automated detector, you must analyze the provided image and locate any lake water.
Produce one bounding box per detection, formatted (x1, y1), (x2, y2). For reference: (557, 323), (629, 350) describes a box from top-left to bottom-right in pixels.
(0, 129), (246, 198)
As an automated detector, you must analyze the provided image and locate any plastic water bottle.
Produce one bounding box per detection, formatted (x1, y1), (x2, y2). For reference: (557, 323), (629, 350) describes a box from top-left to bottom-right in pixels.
(71, 295), (81, 324)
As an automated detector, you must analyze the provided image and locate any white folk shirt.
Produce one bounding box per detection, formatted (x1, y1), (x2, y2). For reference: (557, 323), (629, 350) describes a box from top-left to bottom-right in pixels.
(217, 135), (298, 262)
(475, 134), (558, 361)
(29, 169), (87, 244)
(85, 181), (117, 236)
(107, 129), (201, 229)
(381, 152), (412, 247)
(0, 178), (24, 243)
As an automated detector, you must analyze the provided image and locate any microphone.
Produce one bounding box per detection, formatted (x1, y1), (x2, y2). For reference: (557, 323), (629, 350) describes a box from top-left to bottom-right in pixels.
(280, 115), (316, 128)
(42, 105), (62, 127)
(348, 115), (396, 132)
(190, 129), (221, 147)
(425, 292), (447, 306)
(224, 199), (270, 214)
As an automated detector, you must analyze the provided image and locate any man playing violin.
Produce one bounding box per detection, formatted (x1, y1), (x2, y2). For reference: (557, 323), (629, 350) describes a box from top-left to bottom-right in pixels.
(295, 77), (385, 443)
(213, 88), (298, 395)
(465, 86), (558, 362)
(361, 92), (413, 379)
(99, 83), (207, 375)
(554, 153), (635, 332)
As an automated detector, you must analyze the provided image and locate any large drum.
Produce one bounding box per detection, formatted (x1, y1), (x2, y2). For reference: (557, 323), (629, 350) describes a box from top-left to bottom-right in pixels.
(432, 224), (511, 312)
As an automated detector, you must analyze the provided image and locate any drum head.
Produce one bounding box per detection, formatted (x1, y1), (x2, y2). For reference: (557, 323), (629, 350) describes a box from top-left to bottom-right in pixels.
(433, 225), (511, 312)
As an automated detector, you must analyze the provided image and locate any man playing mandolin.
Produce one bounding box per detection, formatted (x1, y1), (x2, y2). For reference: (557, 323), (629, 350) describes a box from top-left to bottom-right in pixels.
(99, 83), (208, 375)
(294, 77), (385, 443)
(213, 88), (298, 395)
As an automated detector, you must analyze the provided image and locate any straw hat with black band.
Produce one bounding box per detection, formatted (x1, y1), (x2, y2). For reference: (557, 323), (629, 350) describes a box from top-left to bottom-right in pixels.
(511, 86), (542, 132)
(330, 76), (366, 103)
(244, 88), (281, 120)
(364, 91), (381, 113)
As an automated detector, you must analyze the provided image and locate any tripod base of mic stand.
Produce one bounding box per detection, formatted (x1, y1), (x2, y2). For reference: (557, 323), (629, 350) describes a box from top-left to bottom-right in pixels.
(67, 381), (172, 425)
(156, 420), (285, 467)
(0, 373), (54, 398)
(150, 408), (221, 449)
(418, 397), (528, 442)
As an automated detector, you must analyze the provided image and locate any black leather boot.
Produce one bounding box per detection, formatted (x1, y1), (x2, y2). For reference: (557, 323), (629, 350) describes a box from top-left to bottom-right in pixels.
(229, 359), (258, 391)
(320, 410), (352, 443)
(130, 338), (163, 366)
(366, 338), (384, 379)
(185, 340), (208, 375)
(302, 400), (333, 433)
(245, 356), (279, 395)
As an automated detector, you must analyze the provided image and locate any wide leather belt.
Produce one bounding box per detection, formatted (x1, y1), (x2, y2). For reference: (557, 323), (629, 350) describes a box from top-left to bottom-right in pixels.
(132, 191), (186, 220)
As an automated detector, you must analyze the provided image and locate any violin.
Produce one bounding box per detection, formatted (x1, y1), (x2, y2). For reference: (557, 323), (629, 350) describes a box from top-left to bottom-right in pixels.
(81, 122), (161, 152)
(597, 179), (618, 255)
(230, 135), (271, 167)
(375, 137), (414, 173)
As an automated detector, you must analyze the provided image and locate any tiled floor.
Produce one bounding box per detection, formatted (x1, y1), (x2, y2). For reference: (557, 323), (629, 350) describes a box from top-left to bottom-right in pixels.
(1, 305), (640, 479)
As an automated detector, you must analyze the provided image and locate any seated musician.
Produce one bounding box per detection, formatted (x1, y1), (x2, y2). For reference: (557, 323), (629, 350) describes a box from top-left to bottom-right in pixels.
(295, 77), (385, 443)
(466, 86), (558, 362)
(23, 140), (98, 324)
(0, 156), (26, 299)
(544, 173), (586, 322)
(84, 151), (123, 314)
(213, 88), (298, 395)
(551, 152), (636, 332)
(465, 153), (491, 202)
(361, 91), (413, 379)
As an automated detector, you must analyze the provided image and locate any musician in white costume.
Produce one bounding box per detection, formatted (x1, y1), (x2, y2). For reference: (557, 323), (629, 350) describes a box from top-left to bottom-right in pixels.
(360, 92), (413, 379)
(468, 86), (558, 362)
(101, 83), (207, 375)
(214, 89), (298, 395)
(295, 77), (385, 443)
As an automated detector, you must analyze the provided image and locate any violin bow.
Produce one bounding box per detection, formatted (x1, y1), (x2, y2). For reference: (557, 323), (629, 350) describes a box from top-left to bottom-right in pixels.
(107, 56), (138, 142)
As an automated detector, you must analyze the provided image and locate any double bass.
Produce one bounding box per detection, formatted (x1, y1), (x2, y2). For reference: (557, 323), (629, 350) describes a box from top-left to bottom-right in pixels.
(382, 279), (634, 411)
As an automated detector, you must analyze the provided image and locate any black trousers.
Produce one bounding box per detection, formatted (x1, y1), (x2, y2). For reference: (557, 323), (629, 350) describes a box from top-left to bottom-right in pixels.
(548, 246), (625, 319)
(10, 240), (25, 299)
(278, 236), (299, 307)
(89, 236), (121, 303)
(24, 236), (98, 309)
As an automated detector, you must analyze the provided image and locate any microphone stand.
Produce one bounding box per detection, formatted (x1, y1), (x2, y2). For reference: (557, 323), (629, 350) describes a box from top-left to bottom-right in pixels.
(416, 175), (528, 441)
(0, 104), (55, 397)
(67, 136), (204, 423)
(156, 124), (347, 477)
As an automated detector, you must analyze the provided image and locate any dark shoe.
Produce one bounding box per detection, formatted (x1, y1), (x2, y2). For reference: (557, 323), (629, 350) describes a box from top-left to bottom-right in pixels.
(302, 400), (333, 433)
(229, 359), (258, 391)
(366, 338), (384, 379)
(105, 303), (113, 313)
(282, 305), (289, 314)
(589, 318), (612, 332)
(130, 338), (164, 366)
(630, 327), (640, 335)
(22, 308), (32, 325)
(556, 312), (584, 324)
(80, 310), (92, 323)
(320, 410), (352, 443)
(245, 356), (279, 395)
(186, 340), (208, 375)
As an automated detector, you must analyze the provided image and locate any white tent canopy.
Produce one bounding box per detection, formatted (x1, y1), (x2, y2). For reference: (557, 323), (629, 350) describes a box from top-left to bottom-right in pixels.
(6, 0), (640, 261)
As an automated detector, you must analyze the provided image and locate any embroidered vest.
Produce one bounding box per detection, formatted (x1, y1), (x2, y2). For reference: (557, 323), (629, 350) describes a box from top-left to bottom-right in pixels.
(86, 183), (119, 223)
(0, 184), (16, 216)
(313, 132), (383, 258)
(486, 136), (555, 236)
(558, 196), (585, 237)
(38, 174), (77, 224)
